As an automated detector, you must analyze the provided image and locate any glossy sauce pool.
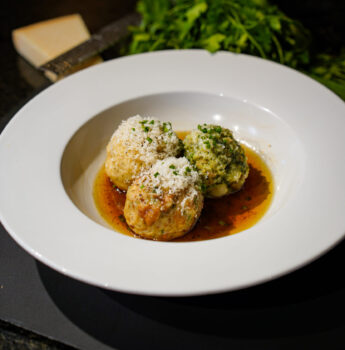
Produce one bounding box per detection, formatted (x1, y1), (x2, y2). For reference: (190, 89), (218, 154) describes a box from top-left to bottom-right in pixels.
(93, 132), (273, 241)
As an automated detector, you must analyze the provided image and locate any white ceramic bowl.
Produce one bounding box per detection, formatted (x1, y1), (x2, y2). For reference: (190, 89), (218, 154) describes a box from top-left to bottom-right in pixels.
(1, 50), (345, 296)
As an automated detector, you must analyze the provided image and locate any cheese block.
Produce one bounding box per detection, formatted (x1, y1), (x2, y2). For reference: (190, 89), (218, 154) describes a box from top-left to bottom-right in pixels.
(12, 14), (102, 81)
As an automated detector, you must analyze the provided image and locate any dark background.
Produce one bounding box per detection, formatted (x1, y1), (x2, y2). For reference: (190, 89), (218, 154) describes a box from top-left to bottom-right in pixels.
(0, 1), (345, 349)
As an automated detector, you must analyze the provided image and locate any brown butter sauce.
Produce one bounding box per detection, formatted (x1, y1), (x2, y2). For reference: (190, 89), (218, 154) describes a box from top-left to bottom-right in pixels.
(93, 131), (273, 242)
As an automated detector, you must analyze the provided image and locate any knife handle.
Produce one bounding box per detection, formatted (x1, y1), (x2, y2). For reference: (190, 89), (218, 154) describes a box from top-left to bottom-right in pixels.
(39, 12), (141, 79)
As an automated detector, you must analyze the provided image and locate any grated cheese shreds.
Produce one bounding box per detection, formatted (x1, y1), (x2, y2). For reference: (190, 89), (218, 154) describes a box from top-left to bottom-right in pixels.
(140, 157), (201, 212)
(107, 115), (181, 169)
(143, 157), (199, 193)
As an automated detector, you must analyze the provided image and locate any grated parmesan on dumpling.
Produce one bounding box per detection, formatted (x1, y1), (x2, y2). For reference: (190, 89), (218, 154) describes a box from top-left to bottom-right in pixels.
(124, 157), (203, 241)
(140, 157), (200, 205)
(105, 115), (182, 190)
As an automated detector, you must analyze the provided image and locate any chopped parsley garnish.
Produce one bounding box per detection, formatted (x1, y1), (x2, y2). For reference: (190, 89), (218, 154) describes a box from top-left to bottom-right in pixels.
(143, 126), (150, 132)
(154, 172), (159, 177)
(198, 124), (208, 133)
(173, 170), (179, 175)
(169, 164), (176, 169)
(149, 120), (155, 124)
(140, 184), (145, 189)
(204, 140), (211, 149)
(132, 128), (135, 131)
(184, 166), (191, 175)
(146, 137), (153, 143)
(162, 122), (171, 133)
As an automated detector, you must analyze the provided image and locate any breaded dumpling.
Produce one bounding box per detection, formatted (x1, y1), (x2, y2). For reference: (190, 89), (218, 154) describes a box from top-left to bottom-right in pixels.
(184, 124), (249, 198)
(105, 115), (182, 190)
(124, 157), (203, 241)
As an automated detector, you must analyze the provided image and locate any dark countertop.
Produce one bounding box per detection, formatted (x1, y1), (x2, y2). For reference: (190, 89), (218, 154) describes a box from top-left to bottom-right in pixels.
(1, 1), (345, 349)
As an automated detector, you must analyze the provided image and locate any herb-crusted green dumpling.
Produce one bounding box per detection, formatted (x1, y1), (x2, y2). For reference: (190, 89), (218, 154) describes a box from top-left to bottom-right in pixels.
(183, 124), (249, 198)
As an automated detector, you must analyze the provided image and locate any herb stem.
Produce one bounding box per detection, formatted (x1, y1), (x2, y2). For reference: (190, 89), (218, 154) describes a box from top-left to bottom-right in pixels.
(272, 34), (284, 64)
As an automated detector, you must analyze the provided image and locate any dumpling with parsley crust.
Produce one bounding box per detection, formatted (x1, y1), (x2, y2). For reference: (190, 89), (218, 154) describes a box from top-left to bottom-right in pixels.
(183, 124), (249, 198)
(105, 115), (183, 191)
(124, 157), (203, 241)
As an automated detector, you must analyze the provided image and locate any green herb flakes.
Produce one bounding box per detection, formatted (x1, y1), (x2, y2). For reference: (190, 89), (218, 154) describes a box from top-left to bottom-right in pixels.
(198, 124), (207, 133)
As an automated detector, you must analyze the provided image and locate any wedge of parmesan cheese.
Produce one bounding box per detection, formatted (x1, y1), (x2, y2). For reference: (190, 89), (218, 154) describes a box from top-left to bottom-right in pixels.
(12, 14), (102, 81)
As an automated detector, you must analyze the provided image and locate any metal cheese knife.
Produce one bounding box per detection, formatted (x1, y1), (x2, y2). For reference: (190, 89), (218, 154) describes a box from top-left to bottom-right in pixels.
(39, 12), (141, 79)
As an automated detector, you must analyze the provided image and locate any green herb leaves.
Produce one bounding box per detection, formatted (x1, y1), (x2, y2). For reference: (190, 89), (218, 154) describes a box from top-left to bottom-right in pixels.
(123, 0), (344, 101)
(125, 0), (310, 69)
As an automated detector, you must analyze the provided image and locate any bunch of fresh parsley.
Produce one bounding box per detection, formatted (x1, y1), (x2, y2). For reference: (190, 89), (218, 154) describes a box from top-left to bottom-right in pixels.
(308, 50), (345, 101)
(122, 0), (345, 100)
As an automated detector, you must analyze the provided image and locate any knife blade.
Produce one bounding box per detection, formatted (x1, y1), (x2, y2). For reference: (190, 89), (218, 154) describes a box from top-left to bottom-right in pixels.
(39, 12), (141, 79)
